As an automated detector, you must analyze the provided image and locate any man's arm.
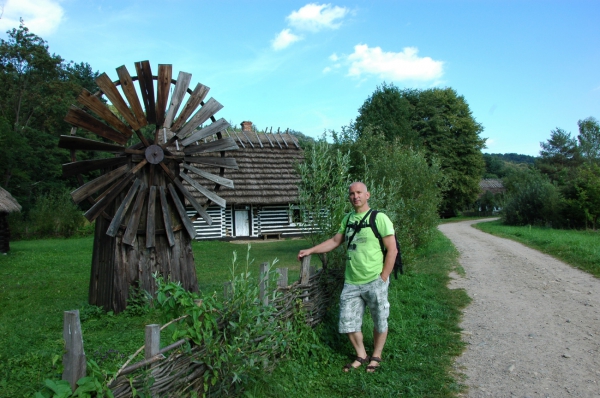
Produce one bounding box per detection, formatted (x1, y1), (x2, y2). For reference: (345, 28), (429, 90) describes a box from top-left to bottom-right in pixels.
(297, 233), (344, 261)
(380, 235), (398, 282)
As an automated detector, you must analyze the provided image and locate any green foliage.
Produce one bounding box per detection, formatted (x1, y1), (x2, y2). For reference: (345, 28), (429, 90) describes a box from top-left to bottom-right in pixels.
(35, 360), (115, 398)
(0, 21), (99, 216)
(536, 128), (582, 185)
(354, 83), (486, 217)
(577, 117), (600, 163)
(502, 168), (562, 226)
(25, 189), (84, 238)
(295, 137), (352, 266)
(572, 163), (600, 229)
(153, 248), (309, 395)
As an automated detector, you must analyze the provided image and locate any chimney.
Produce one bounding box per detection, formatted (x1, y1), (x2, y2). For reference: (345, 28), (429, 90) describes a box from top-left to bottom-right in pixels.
(241, 121), (253, 132)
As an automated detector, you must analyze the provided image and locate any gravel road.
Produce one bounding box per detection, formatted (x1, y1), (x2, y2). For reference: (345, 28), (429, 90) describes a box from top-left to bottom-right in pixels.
(438, 219), (600, 398)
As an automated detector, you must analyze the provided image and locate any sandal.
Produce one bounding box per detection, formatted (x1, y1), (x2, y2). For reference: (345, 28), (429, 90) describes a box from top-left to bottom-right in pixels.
(366, 357), (382, 373)
(343, 356), (369, 372)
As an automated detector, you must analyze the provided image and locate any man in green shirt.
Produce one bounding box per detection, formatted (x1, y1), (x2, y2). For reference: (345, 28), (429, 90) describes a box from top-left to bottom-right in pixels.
(297, 182), (397, 373)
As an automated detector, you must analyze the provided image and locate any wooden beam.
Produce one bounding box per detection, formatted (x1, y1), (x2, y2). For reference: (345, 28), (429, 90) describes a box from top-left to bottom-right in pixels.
(183, 137), (239, 155)
(58, 135), (125, 153)
(146, 186), (157, 248)
(184, 156), (239, 169)
(123, 184), (148, 245)
(106, 178), (142, 237)
(116, 65), (148, 127)
(164, 71), (192, 129)
(171, 83), (209, 132)
(135, 61), (156, 124)
(167, 183), (197, 239)
(155, 64), (172, 128)
(179, 171), (226, 208)
(158, 186), (175, 246)
(95, 73), (141, 131)
(77, 89), (135, 138)
(181, 163), (234, 188)
(175, 98), (224, 141)
(62, 157), (127, 178)
(70, 164), (129, 204)
(64, 106), (128, 145)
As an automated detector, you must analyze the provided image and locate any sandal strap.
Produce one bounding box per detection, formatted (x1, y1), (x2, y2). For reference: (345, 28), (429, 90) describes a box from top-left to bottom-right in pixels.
(370, 357), (382, 363)
(356, 356), (370, 364)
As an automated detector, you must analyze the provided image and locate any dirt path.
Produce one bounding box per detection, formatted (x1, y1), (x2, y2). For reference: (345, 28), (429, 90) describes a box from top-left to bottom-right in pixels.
(438, 219), (600, 398)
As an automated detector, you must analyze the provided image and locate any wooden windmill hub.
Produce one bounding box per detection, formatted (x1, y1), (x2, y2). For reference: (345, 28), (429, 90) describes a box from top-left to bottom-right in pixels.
(144, 145), (164, 164)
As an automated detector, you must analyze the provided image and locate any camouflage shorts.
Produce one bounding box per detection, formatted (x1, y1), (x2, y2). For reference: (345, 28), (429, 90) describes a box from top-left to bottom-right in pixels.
(338, 277), (390, 334)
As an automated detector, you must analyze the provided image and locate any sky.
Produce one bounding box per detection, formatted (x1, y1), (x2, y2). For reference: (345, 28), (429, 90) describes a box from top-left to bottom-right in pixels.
(1, 0), (598, 157)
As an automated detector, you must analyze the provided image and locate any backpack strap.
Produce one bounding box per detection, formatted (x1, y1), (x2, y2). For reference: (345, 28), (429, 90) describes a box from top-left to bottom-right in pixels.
(345, 209), (372, 250)
(369, 210), (386, 254)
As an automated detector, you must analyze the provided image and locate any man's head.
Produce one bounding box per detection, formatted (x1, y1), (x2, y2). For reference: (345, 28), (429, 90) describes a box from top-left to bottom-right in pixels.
(348, 182), (370, 212)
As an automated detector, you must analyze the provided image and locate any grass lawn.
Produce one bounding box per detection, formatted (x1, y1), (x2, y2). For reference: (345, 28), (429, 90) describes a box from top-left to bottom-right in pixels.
(0, 232), (469, 397)
(475, 220), (600, 278)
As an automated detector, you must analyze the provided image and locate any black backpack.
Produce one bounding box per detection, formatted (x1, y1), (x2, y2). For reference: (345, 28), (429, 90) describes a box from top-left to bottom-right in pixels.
(344, 209), (404, 279)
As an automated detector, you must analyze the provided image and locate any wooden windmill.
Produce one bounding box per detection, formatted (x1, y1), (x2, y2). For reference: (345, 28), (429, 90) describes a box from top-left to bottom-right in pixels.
(59, 61), (238, 313)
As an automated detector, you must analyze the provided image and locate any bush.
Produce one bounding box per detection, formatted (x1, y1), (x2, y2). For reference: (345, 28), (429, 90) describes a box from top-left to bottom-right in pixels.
(10, 189), (85, 239)
(502, 169), (562, 226)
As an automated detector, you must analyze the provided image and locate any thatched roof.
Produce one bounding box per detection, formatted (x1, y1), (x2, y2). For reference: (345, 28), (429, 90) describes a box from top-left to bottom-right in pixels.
(0, 186), (22, 213)
(479, 179), (505, 195)
(184, 131), (304, 206)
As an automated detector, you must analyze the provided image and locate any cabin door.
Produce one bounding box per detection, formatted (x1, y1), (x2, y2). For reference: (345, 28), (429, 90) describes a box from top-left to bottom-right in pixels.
(235, 210), (250, 236)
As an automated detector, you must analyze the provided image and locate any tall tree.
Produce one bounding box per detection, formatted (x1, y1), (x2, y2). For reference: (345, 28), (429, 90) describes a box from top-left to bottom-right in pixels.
(0, 21), (98, 211)
(577, 117), (600, 163)
(536, 128), (582, 185)
(355, 85), (486, 216)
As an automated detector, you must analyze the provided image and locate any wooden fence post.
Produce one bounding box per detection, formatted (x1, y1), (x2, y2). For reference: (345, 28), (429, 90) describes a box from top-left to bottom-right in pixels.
(145, 324), (160, 359)
(259, 262), (269, 305)
(62, 310), (86, 392)
(276, 267), (288, 288)
(300, 255), (311, 285)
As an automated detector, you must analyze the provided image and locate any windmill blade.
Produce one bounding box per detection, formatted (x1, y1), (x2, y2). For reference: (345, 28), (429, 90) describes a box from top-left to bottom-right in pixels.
(70, 164), (129, 204)
(135, 61), (157, 124)
(123, 184), (148, 245)
(179, 117), (229, 146)
(164, 71), (192, 129)
(182, 163), (234, 188)
(158, 186), (175, 247)
(183, 137), (239, 155)
(84, 173), (135, 222)
(172, 178), (213, 225)
(116, 65), (148, 127)
(96, 73), (141, 131)
(184, 156), (239, 169)
(58, 135), (125, 153)
(156, 64), (172, 127)
(64, 106), (129, 145)
(180, 172), (226, 208)
(171, 83), (210, 132)
(62, 157), (128, 177)
(146, 186), (157, 248)
(167, 183), (197, 239)
(77, 89), (135, 138)
(106, 178), (142, 237)
(176, 98), (224, 140)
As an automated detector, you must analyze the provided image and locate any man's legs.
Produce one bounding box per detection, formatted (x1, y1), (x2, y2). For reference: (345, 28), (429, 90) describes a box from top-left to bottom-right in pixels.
(345, 331), (368, 369)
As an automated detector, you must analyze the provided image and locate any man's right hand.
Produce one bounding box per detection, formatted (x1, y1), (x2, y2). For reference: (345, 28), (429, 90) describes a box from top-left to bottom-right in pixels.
(297, 249), (311, 261)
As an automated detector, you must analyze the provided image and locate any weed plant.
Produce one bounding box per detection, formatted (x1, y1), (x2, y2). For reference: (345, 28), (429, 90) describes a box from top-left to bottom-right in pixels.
(475, 220), (600, 277)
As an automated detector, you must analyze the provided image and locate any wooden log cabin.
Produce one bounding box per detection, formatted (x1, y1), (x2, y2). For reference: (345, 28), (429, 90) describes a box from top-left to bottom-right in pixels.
(0, 187), (22, 253)
(183, 122), (306, 240)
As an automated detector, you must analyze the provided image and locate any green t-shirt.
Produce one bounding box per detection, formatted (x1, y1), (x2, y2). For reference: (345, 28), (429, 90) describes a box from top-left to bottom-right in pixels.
(337, 210), (395, 285)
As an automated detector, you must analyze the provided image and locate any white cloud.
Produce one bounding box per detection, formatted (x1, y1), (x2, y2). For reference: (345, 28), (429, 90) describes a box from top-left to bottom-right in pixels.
(271, 28), (302, 51)
(346, 44), (444, 82)
(0, 0), (64, 36)
(329, 53), (339, 62)
(287, 3), (349, 32)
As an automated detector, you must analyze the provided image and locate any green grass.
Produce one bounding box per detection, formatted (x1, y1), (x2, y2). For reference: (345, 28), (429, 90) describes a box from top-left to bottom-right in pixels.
(474, 220), (600, 278)
(0, 234), (469, 397)
(247, 230), (471, 397)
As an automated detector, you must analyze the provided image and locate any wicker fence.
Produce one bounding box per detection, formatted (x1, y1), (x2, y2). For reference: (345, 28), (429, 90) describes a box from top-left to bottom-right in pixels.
(61, 255), (344, 396)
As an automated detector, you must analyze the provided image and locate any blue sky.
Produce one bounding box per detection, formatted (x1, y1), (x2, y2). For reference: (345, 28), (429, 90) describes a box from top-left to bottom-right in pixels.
(1, 0), (598, 156)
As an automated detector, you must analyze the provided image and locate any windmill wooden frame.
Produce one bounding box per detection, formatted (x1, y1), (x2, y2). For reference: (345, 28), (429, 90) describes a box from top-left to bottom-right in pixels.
(60, 61), (238, 313)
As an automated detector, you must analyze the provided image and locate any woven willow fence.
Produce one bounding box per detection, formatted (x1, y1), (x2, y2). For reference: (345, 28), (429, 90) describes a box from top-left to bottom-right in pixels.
(62, 255), (344, 396)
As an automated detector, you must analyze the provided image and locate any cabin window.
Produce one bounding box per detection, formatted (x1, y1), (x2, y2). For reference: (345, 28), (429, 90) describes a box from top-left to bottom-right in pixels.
(289, 206), (302, 225)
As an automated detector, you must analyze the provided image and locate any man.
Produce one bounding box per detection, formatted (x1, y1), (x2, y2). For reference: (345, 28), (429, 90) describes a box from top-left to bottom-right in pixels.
(297, 181), (397, 373)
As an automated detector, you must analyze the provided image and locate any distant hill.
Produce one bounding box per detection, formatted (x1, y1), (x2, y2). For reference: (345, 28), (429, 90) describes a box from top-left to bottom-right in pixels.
(486, 153), (536, 165)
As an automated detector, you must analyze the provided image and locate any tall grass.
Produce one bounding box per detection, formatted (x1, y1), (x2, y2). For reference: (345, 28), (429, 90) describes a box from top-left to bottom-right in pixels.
(475, 220), (600, 278)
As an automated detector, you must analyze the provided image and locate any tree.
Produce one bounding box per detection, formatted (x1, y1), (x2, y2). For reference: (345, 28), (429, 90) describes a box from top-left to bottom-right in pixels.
(536, 128), (582, 185)
(577, 117), (600, 164)
(354, 83), (418, 146)
(573, 163), (600, 230)
(0, 21), (98, 213)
